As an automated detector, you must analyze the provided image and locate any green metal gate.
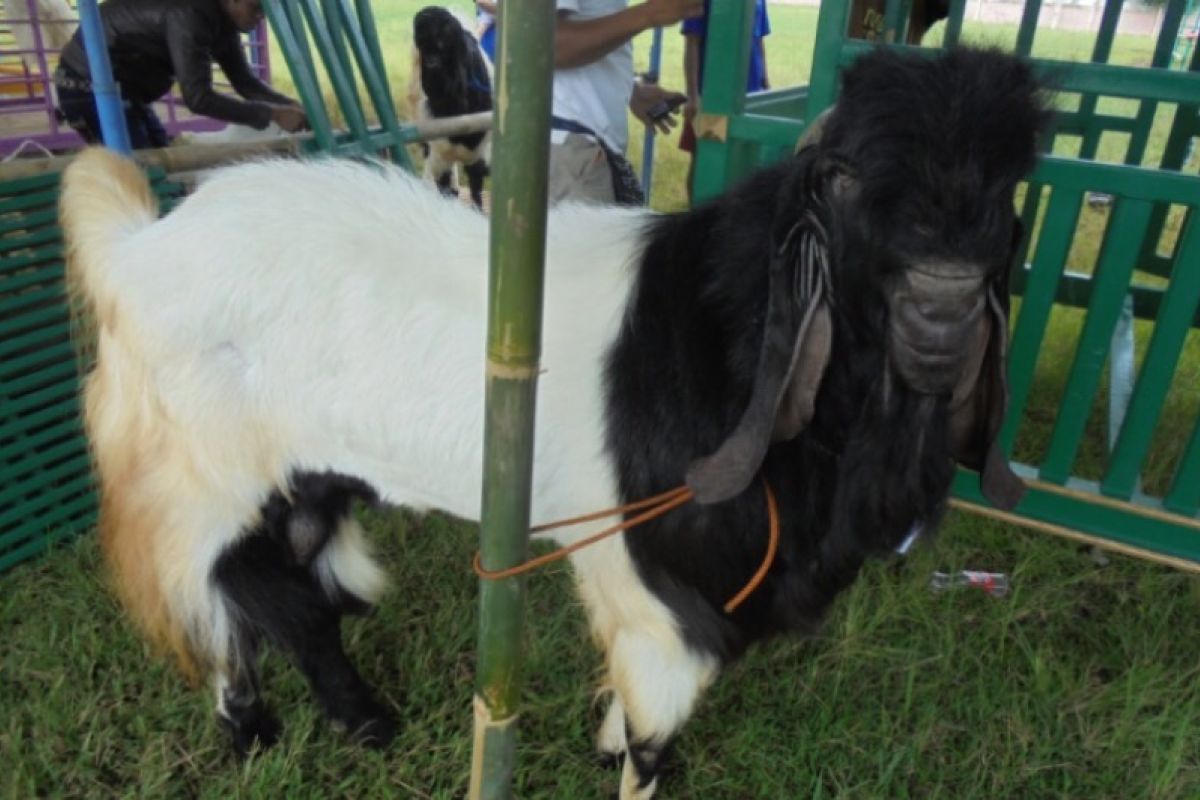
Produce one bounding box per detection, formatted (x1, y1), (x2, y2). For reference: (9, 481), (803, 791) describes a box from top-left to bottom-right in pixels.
(695, 0), (1200, 567)
(0, 169), (184, 571)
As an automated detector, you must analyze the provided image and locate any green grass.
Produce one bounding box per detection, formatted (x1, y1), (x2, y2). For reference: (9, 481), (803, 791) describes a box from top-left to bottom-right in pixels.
(6, 508), (1200, 798)
(4, 5), (1200, 799)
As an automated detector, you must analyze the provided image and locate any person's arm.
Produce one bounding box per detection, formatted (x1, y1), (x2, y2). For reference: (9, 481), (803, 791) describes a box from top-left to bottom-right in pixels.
(165, 11), (281, 129)
(213, 34), (296, 107)
(682, 32), (700, 121)
(555, 0), (702, 69)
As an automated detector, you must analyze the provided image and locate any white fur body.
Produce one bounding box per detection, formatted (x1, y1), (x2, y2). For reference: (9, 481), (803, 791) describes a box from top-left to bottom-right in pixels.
(63, 152), (704, 797)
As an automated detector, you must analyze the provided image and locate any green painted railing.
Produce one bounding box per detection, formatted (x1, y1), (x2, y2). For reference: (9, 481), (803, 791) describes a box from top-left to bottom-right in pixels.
(695, 0), (1200, 567)
(0, 169), (185, 572)
(264, 0), (413, 167)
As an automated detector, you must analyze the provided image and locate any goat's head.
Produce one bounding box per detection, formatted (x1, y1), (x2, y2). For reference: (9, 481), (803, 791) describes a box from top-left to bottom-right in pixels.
(413, 6), (474, 101)
(687, 47), (1047, 510)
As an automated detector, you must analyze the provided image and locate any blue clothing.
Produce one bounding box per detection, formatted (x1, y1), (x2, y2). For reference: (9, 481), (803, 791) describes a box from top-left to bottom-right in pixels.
(479, 19), (497, 62)
(682, 0), (770, 93)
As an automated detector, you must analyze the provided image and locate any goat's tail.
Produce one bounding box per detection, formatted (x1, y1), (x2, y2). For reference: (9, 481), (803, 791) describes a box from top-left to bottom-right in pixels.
(60, 149), (212, 682)
(60, 147), (158, 321)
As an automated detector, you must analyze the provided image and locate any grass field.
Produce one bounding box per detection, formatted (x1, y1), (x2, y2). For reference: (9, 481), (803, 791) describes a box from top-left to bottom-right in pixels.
(3, 4), (1200, 798)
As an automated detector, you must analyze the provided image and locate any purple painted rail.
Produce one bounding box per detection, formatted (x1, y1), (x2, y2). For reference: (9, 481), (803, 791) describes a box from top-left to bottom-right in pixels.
(0, 0), (271, 157)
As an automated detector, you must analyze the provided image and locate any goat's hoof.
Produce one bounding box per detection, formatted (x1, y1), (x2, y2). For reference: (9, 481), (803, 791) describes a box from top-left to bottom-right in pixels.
(597, 749), (625, 771)
(333, 701), (397, 749)
(220, 704), (282, 758)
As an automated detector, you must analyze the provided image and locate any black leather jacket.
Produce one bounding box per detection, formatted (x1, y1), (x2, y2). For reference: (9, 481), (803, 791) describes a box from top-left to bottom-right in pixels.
(59, 0), (291, 129)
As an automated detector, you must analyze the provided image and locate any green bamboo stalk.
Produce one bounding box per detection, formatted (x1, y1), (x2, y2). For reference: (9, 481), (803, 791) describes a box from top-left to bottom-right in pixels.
(469, 2), (555, 798)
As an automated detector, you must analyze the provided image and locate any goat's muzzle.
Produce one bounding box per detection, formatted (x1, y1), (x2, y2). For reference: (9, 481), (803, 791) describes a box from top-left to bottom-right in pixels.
(887, 263), (988, 395)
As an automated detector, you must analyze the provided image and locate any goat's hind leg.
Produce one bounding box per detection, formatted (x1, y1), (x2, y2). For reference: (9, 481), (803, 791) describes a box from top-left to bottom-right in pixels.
(214, 473), (395, 747)
(214, 629), (280, 758)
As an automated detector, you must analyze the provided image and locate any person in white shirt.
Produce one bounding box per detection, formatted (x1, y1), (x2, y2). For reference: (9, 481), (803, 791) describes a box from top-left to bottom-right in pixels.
(549, 0), (702, 205)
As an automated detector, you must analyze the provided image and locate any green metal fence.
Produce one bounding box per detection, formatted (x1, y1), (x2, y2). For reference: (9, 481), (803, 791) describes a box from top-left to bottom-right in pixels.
(696, 0), (1200, 567)
(0, 169), (184, 571)
(264, 0), (413, 166)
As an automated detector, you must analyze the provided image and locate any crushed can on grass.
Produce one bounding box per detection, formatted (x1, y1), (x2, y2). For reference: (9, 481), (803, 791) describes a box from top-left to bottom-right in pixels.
(930, 570), (1009, 598)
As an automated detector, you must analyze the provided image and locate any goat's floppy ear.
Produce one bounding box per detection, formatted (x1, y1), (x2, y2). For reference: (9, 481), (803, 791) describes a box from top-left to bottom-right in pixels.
(686, 151), (835, 504)
(947, 224), (1027, 510)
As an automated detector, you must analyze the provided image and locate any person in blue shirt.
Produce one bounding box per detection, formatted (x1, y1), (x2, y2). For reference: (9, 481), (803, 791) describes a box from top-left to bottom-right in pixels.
(679, 0), (770, 203)
(475, 0), (497, 63)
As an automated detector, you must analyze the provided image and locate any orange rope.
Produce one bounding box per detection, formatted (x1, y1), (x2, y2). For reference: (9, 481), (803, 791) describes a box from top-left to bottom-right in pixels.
(723, 481), (778, 613)
(472, 480), (780, 614)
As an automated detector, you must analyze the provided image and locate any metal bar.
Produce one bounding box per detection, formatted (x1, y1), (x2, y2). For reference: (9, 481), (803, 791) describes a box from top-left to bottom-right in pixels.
(0, 463), (91, 529)
(837, 42), (1200, 106)
(1015, 0), (1042, 55)
(1073, 0), (1125, 163)
(0, 208), (58, 235)
(0, 245), (62, 275)
(0, 226), (62, 253)
(2, 357), (75, 397)
(331, 0), (411, 168)
(728, 113), (807, 151)
(640, 25), (663, 203)
(944, 0), (967, 48)
(0, 188), (58, 213)
(0, 495), (94, 555)
(952, 470), (1200, 567)
(0, 517), (93, 573)
(0, 303), (68, 341)
(1165, 418), (1200, 516)
(0, 263), (63, 296)
(692, 0), (757, 203)
(1039, 198), (1154, 484)
(0, 113), (488, 184)
(468, 0), (554, 796)
(1029, 155), (1200, 205)
(1011, 266), (1200, 328)
(75, 0), (131, 153)
(1103, 215), (1200, 498)
(297, 0), (373, 156)
(0, 437), (86, 487)
(0, 285), (63, 318)
(0, 393), (78, 441)
(264, 0), (337, 152)
(1001, 187), (1084, 452)
(885, 0), (913, 43)
(807, 0), (851, 123)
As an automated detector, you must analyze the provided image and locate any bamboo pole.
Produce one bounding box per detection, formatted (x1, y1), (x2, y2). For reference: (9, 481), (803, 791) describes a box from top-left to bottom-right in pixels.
(468, 1), (555, 797)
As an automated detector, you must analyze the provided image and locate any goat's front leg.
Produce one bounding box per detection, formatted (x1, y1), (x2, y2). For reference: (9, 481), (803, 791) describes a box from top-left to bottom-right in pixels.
(605, 626), (718, 799)
(422, 146), (457, 200)
(464, 158), (489, 210)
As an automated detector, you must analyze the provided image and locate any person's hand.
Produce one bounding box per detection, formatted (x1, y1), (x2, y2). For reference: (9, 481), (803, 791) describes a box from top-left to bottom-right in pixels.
(642, 0), (703, 28)
(630, 82), (686, 136)
(682, 95), (699, 125)
(270, 105), (308, 133)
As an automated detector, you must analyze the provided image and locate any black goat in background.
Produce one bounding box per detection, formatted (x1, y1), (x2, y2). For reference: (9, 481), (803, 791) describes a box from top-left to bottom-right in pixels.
(408, 6), (492, 208)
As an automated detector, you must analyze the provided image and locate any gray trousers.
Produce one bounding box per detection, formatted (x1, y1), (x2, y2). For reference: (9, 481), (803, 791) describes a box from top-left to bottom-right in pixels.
(547, 133), (616, 206)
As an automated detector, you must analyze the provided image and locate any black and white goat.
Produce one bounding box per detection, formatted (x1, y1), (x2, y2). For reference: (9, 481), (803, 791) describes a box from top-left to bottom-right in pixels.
(61, 48), (1043, 798)
(407, 6), (492, 209)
